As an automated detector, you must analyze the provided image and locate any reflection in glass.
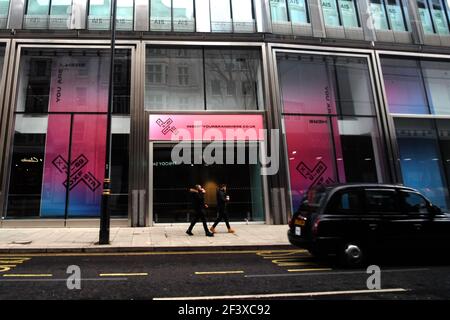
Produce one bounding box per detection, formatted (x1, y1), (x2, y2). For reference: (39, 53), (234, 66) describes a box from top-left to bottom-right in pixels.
(386, 0), (407, 31)
(145, 48), (204, 110)
(6, 48), (131, 219)
(381, 57), (430, 114)
(49, 0), (72, 29)
(370, 0), (389, 30)
(322, 0), (341, 27)
(210, 0), (232, 32)
(418, 0), (436, 34)
(205, 49), (262, 110)
(338, 0), (359, 27)
(289, 0), (310, 24)
(232, 0), (255, 32)
(277, 53), (375, 115)
(430, 0), (450, 34)
(270, 0), (289, 23)
(151, 0), (171, 31)
(437, 120), (450, 210)
(145, 47), (263, 111)
(0, 0), (10, 28)
(88, 0), (111, 30)
(25, 0), (51, 29)
(153, 144), (264, 223)
(421, 60), (450, 115)
(395, 118), (450, 210)
(173, 0), (195, 32)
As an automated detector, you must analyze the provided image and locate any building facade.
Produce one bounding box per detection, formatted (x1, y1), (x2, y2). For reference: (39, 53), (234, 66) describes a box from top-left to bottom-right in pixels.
(0, 0), (450, 227)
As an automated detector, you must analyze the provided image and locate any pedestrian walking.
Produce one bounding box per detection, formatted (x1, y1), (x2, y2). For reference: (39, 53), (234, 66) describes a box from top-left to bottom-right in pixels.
(186, 184), (214, 237)
(210, 184), (235, 234)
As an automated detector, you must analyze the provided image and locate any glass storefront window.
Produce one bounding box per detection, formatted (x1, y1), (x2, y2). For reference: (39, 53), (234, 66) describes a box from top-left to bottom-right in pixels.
(88, 0), (111, 30)
(380, 57), (430, 114)
(278, 53), (375, 115)
(0, 0), (10, 29)
(381, 57), (450, 115)
(6, 48), (131, 219)
(145, 47), (263, 111)
(152, 143), (264, 223)
(205, 49), (262, 110)
(210, 0), (232, 32)
(394, 118), (450, 209)
(277, 52), (385, 211)
(145, 47), (204, 110)
(421, 60), (450, 115)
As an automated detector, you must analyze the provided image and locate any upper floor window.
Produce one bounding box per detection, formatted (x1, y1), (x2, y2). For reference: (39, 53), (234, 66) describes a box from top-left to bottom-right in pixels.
(321, 0), (360, 28)
(150, 0), (195, 32)
(369, 0), (408, 31)
(0, 0), (11, 28)
(270, 0), (310, 25)
(88, 0), (134, 30)
(417, 0), (450, 35)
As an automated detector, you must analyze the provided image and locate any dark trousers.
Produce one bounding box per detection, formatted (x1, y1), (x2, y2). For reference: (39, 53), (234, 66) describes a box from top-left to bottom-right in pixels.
(212, 208), (230, 229)
(188, 209), (209, 233)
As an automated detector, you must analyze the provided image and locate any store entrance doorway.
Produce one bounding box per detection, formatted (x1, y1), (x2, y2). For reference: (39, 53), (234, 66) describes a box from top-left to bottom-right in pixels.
(150, 143), (265, 224)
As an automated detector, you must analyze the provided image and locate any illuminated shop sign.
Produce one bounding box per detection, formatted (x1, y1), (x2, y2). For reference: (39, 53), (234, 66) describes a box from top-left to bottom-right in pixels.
(149, 114), (265, 141)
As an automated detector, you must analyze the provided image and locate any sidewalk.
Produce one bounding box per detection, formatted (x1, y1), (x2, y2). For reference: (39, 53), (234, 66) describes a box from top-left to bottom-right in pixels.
(0, 224), (292, 253)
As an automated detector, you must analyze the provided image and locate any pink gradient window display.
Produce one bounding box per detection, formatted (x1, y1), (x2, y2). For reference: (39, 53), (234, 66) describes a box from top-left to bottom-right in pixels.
(278, 53), (383, 210)
(40, 56), (109, 217)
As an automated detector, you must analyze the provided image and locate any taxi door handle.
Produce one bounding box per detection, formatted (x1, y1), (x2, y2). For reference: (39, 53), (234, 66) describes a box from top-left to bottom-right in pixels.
(369, 224), (378, 230)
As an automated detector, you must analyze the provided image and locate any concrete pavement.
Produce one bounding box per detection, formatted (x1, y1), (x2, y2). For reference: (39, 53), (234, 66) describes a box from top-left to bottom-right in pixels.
(0, 224), (291, 253)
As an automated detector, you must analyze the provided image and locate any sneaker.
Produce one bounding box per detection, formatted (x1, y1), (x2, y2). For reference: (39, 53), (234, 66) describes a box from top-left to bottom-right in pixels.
(210, 227), (216, 233)
(186, 230), (194, 236)
(228, 228), (235, 233)
(205, 232), (214, 237)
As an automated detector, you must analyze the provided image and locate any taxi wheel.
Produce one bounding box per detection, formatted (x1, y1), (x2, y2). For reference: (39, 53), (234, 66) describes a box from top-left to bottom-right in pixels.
(339, 242), (364, 268)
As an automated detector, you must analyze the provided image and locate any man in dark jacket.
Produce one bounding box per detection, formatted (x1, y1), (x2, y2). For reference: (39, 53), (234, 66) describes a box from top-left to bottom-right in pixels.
(186, 185), (214, 237)
(210, 184), (235, 234)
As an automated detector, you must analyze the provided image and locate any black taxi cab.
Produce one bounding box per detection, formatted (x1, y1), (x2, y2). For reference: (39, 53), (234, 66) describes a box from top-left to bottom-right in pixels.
(288, 184), (450, 266)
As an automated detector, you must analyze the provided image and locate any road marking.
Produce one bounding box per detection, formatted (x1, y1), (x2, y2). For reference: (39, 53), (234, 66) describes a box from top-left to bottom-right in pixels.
(3, 273), (50, 278)
(0, 257), (31, 273)
(154, 288), (408, 300)
(99, 273), (148, 277)
(0, 249), (292, 258)
(195, 271), (244, 275)
(288, 268), (333, 272)
(245, 268), (430, 278)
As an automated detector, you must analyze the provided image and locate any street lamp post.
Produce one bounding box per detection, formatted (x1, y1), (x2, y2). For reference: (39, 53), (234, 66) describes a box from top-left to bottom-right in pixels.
(99, 0), (117, 245)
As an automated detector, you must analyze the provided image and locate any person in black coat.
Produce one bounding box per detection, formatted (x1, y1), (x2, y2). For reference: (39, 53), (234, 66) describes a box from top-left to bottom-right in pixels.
(210, 184), (235, 234)
(186, 184), (214, 237)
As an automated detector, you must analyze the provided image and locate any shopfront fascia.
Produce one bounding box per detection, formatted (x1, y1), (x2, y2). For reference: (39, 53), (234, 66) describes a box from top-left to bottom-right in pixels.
(267, 44), (395, 220)
(0, 39), (140, 227)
